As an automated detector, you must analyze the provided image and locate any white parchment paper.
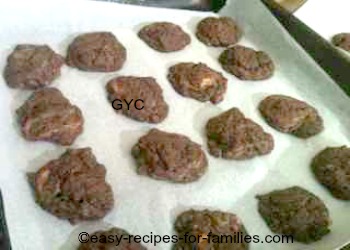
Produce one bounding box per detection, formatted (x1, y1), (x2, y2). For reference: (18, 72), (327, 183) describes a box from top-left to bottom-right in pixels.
(0, 0), (349, 249)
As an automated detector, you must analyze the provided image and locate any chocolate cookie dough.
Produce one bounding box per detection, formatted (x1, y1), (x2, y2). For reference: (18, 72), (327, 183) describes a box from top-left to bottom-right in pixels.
(131, 129), (208, 183)
(196, 17), (242, 47)
(16, 88), (84, 145)
(332, 33), (350, 51)
(258, 95), (323, 138)
(78, 227), (147, 250)
(29, 148), (114, 224)
(174, 209), (249, 250)
(219, 45), (274, 80)
(67, 32), (126, 72)
(106, 76), (169, 123)
(206, 108), (274, 160)
(257, 186), (331, 243)
(138, 22), (191, 52)
(311, 146), (350, 200)
(4, 44), (64, 89)
(167, 62), (227, 104)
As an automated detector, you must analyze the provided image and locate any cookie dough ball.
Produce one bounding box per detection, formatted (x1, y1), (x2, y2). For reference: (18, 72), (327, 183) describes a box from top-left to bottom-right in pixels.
(78, 227), (147, 250)
(106, 76), (169, 123)
(257, 186), (331, 243)
(131, 129), (208, 183)
(259, 95), (323, 138)
(138, 22), (191, 52)
(16, 88), (84, 145)
(219, 45), (274, 80)
(206, 108), (274, 159)
(332, 33), (350, 51)
(174, 209), (249, 250)
(67, 32), (126, 72)
(4, 44), (64, 89)
(196, 17), (242, 47)
(167, 62), (227, 104)
(29, 148), (114, 224)
(311, 146), (350, 200)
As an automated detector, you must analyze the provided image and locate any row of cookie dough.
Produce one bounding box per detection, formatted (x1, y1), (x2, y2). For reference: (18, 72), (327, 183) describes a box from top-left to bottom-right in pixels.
(29, 147), (332, 249)
(18, 84), (347, 195)
(20, 90), (348, 249)
(78, 186), (331, 250)
(15, 85), (323, 147)
(3, 16), (275, 91)
(133, 128), (350, 201)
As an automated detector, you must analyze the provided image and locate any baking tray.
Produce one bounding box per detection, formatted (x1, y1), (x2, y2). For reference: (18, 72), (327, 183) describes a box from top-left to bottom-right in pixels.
(0, 0), (349, 249)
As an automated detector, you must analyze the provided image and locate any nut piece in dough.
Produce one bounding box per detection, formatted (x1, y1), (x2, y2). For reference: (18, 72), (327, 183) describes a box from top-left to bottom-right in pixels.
(167, 62), (227, 104)
(16, 88), (84, 145)
(29, 148), (114, 224)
